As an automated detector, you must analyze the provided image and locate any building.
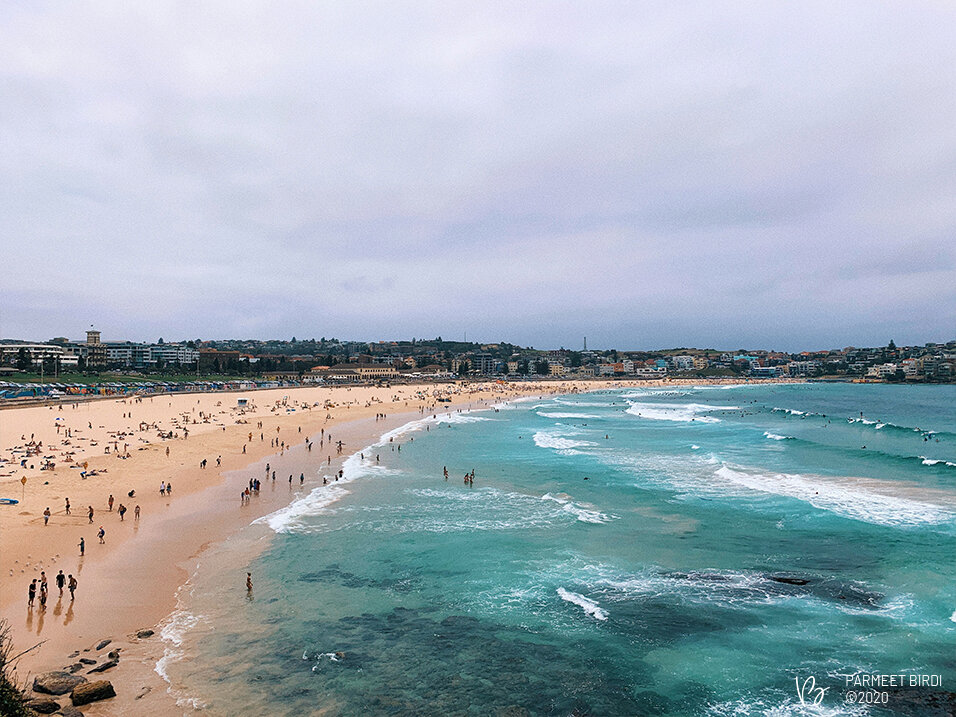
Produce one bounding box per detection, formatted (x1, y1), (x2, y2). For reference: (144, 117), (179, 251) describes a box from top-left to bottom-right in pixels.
(82, 329), (107, 368)
(472, 354), (496, 375)
(0, 343), (78, 369)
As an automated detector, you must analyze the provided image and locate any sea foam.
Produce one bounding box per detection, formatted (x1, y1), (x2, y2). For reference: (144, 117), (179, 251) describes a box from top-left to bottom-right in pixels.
(714, 465), (956, 529)
(557, 587), (608, 620)
(625, 401), (738, 423)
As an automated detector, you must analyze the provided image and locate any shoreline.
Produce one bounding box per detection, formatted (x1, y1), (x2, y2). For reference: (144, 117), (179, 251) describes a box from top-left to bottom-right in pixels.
(1, 380), (641, 714)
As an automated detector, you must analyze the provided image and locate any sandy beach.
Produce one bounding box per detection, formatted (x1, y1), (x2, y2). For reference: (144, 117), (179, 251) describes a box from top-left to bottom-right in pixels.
(0, 379), (636, 714)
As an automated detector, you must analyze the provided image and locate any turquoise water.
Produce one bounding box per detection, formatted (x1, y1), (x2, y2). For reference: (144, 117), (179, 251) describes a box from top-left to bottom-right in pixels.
(163, 384), (956, 716)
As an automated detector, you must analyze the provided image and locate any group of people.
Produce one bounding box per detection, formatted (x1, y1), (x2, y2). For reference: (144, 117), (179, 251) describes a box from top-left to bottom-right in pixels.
(27, 569), (78, 609)
(443, 466), (476, 485)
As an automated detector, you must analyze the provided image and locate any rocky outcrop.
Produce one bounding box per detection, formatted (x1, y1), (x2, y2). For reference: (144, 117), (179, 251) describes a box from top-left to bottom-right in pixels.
(94, 639), (111, 651)
(32, 671), (87, 695)
(70, 679), (115, 706)
(768, 575), (810, 586)
(24, 696), (61, 713)
(78, 658), (96, 665)
(54, 708), (84, 717)
(87, 659), (118, 674)
(135, 629), (154, 639)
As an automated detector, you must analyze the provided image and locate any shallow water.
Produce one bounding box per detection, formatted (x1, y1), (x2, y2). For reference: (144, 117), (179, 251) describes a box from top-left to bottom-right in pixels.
(161, 384), (956, 715)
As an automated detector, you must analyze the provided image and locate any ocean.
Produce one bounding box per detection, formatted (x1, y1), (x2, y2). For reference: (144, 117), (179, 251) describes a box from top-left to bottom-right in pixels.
(157, 383), (956, 716)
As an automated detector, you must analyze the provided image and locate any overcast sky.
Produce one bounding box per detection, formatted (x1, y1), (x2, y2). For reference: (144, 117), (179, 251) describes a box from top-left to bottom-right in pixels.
(2, 2), (954, 351)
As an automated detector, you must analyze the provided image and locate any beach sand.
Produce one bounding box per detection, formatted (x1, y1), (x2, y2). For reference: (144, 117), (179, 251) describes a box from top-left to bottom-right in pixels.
(0, 377), (791, 714)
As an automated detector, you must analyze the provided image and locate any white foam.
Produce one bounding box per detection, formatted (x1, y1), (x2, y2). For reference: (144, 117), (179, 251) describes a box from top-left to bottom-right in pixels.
(155, 583), (209, 710)
(255, 485), (352, 533)
(707, 695), (868, 717)
(714, 465), (956, 528)
(764, 432), (794, 441)
(921, 457), (956, 468)
(625, 401), (738, 423)
(541, 493), (614, 524)
(557, 587), (608, 621)
(532, 429), (596, 455)
(537, 412), (601, 419)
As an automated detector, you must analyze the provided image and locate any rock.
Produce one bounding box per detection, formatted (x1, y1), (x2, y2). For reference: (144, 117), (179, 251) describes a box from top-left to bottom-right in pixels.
(95, 639), (111, 651)
(87, 659), (118, 673)
(769, 575), (810, 586)
(67, 651), (79, 658)
(107, 649), (120, 660)
(71, 680), (116, 706)
(24, 697), (61, 713)
(33, 671), (87, 695)
(78, 658), (97, 665)
(135, 686), (152, 700)
(55, 708), (84, 717)
(65, 663), (85, 674)
(135, 629), (155, 639)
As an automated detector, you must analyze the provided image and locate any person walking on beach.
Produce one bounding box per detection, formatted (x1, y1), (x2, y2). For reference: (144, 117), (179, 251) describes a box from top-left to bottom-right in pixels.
(43, 507), (51, 526)
(134, 505), (140, 520)
(65, 497), (71, 515)
(108, 494), (114, 511)
(39, 581), (47, 609)
(68, 574), (77, 600)
(28, 579), (36, 607)
(88, 506), (94, 523)
(56, 570), (65, 595)
(78, 537), (85, 556)
(160, 481), (166, 496)
(97, 526), (105, 544)
(246, 572), (253, 592)
(118, 504), (127, 521)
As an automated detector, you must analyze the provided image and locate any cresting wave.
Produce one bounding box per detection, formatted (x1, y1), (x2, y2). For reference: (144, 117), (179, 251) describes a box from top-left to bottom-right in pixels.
(257, 410), (495, 534)
(532, 429), (597, 455)
(541, 492), (614, 524)
(556, 587), (608, 621)
(625, 401), (740, 423)
(536, 411), (602, 419)
(714, 465), (956, 529)
(763, 432), (794, 441)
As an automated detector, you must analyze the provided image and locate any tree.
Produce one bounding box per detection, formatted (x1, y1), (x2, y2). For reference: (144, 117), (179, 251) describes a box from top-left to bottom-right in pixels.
(518, 359), (529, 375)
(534, 360), (550, 375)
(456, 360), (471, 376)
(157, 337), (165, 344)
(15, 348), (31, 371)
(569, 352), (582, 367)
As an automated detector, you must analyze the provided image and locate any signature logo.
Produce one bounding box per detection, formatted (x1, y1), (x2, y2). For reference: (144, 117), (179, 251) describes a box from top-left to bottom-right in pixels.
(795, 676), (828, 706)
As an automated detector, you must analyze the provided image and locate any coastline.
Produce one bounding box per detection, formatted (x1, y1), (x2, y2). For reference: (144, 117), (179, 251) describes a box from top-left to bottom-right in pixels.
(0, 379), (628, 714)
(0, 378), (799, 714)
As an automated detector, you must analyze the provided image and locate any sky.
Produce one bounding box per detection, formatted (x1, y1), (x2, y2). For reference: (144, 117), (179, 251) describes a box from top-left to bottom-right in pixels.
(2, 1), (955, 352)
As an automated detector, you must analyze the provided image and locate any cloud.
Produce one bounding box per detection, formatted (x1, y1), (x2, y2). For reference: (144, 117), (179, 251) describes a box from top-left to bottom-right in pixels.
(1, 1), (955, 350)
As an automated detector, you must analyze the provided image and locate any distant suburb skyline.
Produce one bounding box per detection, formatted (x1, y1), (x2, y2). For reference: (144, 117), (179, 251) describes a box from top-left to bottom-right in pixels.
(2, 2), (955, 352)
